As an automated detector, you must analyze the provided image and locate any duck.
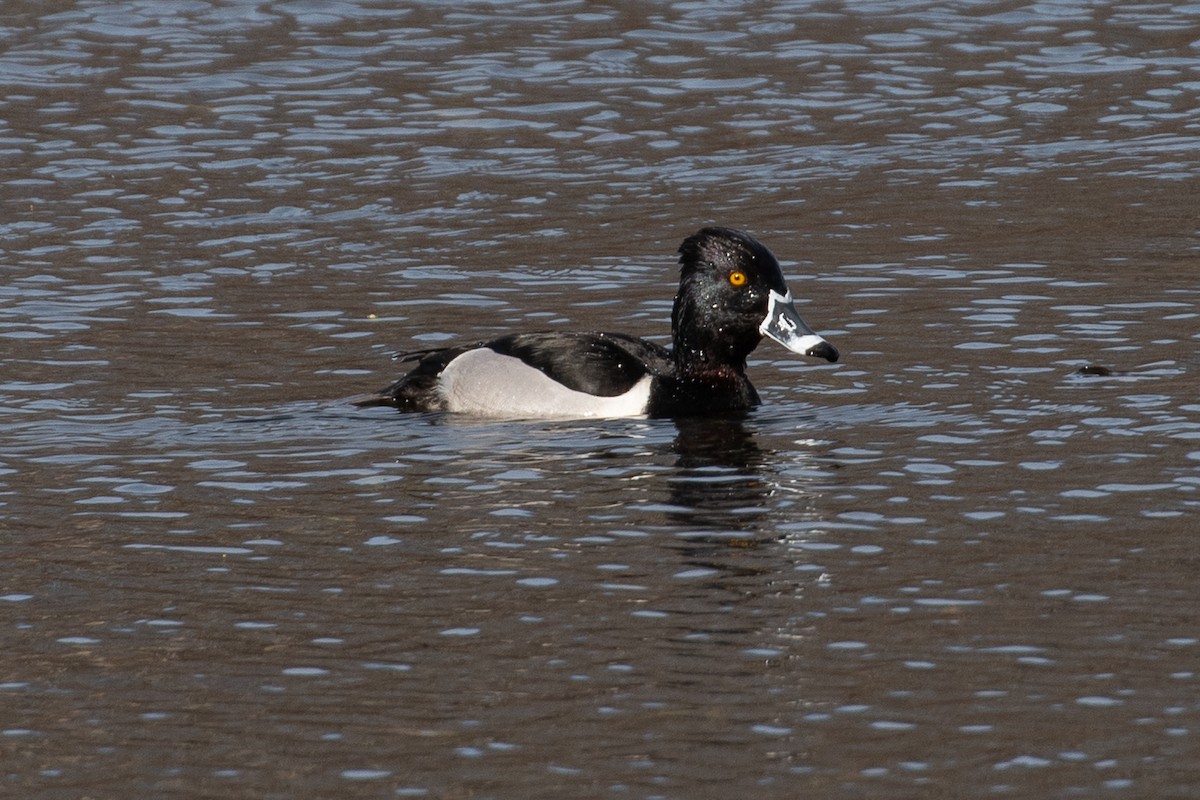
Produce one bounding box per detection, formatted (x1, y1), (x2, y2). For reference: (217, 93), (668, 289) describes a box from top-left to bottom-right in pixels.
(354, 226), (839, 418)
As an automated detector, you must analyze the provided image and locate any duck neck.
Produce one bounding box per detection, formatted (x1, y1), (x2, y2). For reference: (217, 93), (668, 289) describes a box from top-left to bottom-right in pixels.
(672, 332), (752, 379)
(672, 343), (734, 376)
(662, 338), (761, 415)
(670, 280), (758, 378)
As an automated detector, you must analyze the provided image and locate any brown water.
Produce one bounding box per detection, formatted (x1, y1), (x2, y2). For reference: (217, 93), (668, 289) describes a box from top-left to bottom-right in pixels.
(3, 2), (1200, 798)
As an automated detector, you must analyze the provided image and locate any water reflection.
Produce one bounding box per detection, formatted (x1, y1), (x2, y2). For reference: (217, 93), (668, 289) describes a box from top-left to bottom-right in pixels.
(667, 415), (771, 537)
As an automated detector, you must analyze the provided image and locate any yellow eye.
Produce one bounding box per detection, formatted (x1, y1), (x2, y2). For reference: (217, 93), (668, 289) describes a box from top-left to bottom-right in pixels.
(729, 271), (747, 287)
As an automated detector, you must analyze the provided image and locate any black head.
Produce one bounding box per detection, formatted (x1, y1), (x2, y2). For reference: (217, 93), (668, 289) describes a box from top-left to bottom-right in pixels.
(672, 227), (836, 373)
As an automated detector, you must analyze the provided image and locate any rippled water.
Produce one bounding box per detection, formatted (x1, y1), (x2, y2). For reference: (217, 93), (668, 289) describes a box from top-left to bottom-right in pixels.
(3, 2), (1199, 797)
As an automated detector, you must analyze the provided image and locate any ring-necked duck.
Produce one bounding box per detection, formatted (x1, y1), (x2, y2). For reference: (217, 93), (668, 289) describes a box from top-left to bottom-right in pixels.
(355, 226), (838, 418)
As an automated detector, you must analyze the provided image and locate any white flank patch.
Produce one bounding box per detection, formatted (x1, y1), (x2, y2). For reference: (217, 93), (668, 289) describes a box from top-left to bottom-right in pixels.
(437, 349), (652, 419)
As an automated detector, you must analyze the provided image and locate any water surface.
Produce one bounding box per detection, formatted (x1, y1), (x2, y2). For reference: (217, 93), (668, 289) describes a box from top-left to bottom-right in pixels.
(3, 2), (1199, 797)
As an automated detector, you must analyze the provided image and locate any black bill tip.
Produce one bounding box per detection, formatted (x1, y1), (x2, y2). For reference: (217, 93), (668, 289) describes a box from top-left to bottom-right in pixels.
(806, 341), (839, 363)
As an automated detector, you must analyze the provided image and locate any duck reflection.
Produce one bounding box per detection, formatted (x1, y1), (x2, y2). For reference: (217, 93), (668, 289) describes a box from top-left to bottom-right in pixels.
(666, 415), (772, 536)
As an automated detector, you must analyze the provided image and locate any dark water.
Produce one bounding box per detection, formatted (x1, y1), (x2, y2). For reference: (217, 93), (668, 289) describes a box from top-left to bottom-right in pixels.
(3, 2), (1199, 797)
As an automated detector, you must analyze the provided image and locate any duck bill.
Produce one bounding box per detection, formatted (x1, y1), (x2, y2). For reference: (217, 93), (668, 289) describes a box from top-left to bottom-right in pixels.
(759, 290), (839, 363)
